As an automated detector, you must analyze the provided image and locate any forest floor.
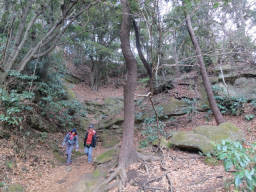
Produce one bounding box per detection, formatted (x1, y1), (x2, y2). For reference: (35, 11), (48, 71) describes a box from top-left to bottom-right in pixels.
(1, 82), (256, 192)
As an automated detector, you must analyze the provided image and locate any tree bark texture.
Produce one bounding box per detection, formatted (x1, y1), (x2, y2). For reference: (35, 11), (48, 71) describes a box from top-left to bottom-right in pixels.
(185, 12), (225, 125)
(119, 0), (138, 168)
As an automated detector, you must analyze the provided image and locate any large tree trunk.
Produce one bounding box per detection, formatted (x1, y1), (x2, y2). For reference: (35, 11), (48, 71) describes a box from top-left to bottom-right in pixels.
(119, 0), (138, 168)
(185, 11), (225, 125)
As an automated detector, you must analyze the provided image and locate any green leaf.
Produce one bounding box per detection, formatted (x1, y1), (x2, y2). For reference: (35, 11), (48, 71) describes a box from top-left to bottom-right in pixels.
(213, 2), (219, 8)
(235, 175), (242, 188)
(245, 170), (252, 181)
(224, 160), (233, 171)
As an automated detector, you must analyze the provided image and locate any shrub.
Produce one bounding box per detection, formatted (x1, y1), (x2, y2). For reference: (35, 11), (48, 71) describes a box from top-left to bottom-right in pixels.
(0, 88), (34, 126)
(212, 85), (247, 115)
(216, 140), (256, 191)
(245, 114), (255, 121)
(140, 106), (167, 148)
(0, 70), (86, 130)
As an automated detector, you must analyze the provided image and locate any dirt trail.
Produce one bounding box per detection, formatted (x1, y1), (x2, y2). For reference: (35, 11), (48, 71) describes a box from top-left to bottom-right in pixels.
(28, 84), (118, 192)
(29, 146), (103, 192)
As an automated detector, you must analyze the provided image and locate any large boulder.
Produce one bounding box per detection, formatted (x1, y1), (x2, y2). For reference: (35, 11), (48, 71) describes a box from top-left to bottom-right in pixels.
(85, 97), (123, 120)
(138, 97), (189, 122)
(170, 132), (214, 154)
(161, 97), (188, 116)
(169, 122), (242, 154)
(215, 77), (256, 99)
(193, 122), (241, 143)
(100, 129), (121, 148)
(98, 111), (124, 130)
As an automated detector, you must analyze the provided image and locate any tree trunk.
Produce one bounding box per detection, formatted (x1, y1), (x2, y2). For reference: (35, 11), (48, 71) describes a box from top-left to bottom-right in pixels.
(119, 0), (138, 168)
(185, 11), (225, 125)
(132, 19), (153, 91)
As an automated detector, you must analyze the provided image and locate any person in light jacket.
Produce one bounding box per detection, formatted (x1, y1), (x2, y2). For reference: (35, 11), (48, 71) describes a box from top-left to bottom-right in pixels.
(62, 128), (79, 165)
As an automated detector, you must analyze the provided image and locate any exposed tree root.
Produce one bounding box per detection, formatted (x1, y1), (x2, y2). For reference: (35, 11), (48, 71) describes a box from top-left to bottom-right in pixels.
(93, 166), (126, 192)
(93, 152), (160, 192)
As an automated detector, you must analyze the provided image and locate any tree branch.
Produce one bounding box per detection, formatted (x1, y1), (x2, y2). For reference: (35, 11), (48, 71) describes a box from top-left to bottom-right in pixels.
(7, 12), (40, 71)
(132, 18), (152, 78)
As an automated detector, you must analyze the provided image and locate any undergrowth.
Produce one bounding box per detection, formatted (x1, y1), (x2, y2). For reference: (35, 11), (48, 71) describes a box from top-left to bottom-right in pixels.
(0, 70), (86, 131)
(140, 106), (167, 148)
(216, 140), (256, 191)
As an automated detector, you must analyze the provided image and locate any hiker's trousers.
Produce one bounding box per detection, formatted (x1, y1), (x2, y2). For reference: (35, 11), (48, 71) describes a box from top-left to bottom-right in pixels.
(66, 144), (74, 164)
(84, 146), (93, 163)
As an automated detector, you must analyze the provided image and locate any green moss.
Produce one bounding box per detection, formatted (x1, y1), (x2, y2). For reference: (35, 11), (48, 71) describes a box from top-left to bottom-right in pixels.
(219, 122), (239, 132)
(204, 156), (220, 166)
(170, 132), (215, 154)
(99, 113), (124, 129)
(5, 184), (24, 192)
(160, 137), (172, 148)
(0, 182), (4, 188)
(95, 149), (117, 164)
(193, 122), (240, 144)
(63, 83), (76, 99)
(101, 132), (120, 148)
(162, 97), (187, 116)
(53, 151), (66, 163)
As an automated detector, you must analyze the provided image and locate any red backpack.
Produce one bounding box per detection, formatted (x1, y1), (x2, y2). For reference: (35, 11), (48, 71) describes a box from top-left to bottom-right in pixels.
(86, 129), (96, 145)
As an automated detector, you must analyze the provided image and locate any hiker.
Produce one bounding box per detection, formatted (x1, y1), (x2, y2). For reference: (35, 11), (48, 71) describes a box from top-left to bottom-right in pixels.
(84, 124), (96, 163)
(62, 128), (79, 165)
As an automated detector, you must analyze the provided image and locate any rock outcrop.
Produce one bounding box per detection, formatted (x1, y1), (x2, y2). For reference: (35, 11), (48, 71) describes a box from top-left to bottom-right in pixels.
(169, 122), (242, 154)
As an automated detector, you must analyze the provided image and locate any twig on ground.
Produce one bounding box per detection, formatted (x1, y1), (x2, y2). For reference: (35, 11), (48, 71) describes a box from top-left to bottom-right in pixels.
(166, 173), (174, 192)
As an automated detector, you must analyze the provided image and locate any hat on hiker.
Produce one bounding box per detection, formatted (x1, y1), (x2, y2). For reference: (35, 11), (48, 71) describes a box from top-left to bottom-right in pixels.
(89, 124), (94, 129)
(71, 128), (77, 134)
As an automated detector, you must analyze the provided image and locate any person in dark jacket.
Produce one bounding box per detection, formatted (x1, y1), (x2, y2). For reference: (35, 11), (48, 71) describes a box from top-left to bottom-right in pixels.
(62, 128), (79, 165)
(84, 124), (96, 163)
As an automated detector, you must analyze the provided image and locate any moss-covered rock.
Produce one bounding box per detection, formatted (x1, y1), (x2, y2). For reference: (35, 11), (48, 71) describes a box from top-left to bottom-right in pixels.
(161, 97), (188, 116)
(95, 149), (117, 164)
(169, 122), (242, 154)
(101, 130), (120, 148)
(139, 97), (188, 121)
(4, 184), (24, 192)
(98, 112), (124, 130)
(170, 131), (214, 154)
(193, 122), (241, 143)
